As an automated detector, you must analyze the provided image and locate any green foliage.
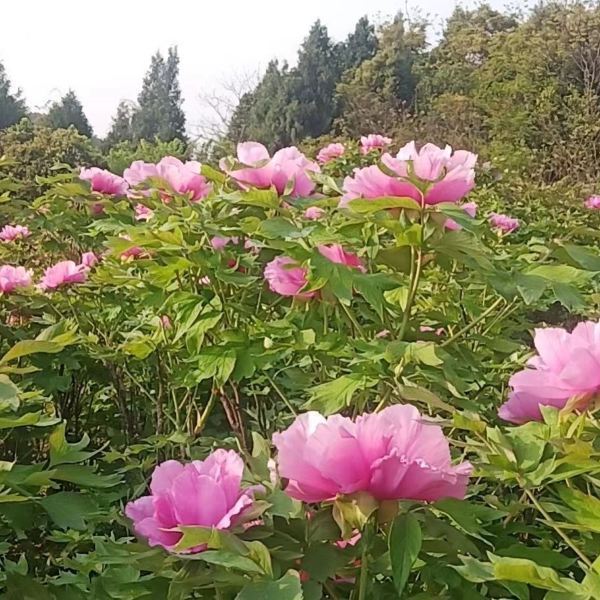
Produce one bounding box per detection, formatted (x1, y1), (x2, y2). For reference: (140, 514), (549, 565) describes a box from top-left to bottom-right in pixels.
(105, 138), (189, 174)
(45, 90), (93, 138)
(0, 61), (27, 129)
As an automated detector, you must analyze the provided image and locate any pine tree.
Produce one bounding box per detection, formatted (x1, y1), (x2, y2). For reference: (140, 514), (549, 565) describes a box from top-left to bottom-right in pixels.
(131, 47), (187, 143)
(105, 101), (134, 147)
(46, 90), (93, 137)
(340, 16), (378, 73)
(0, 61), (27, 129)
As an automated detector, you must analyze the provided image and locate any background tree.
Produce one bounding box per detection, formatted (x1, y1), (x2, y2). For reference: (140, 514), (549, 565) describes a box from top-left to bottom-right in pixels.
(104, 100), (134, 148)
(131, 47), (187, 143)
(45, 90), (93, 137)
(0, 61), (27, 129)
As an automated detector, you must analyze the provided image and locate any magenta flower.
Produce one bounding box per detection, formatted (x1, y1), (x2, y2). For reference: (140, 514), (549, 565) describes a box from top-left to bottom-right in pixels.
(39, 261), (87, 290)
(304, 206), (325, 220)
(125, 450), (260, 552)
(445, 202), (477, 231)
(135, 203), (154, 221)
(80, 167), (128, 196)
(499, 322), (600, 424)
(489, 213), (519, 234)
(317, 142), (345, 164)
(264, 256), (314, 298)
(0, 225), (30, 242)
(342, 142), (476, 207)
(0, 266), (32, 294)
(584, 196), (600, 210)
(317, 244), (365, 272)
(81, 252), (98, 269)
(273, 404), (472, 503)
(221, 142), (320, 198)
(360, 134), (392, 155)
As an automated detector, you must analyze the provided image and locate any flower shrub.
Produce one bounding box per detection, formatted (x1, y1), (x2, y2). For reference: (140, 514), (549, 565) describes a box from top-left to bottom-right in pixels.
(0, 138), (600, 598)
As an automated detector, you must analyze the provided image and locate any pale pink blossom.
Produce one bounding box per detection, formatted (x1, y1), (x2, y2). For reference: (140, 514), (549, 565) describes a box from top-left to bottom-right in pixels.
(317, 244), (365, 272)
(81, 252), (98, 269)
(317, 142), (345, 164)
(499, 322), (600, 424)
(303, 206), (325, 220)
(360, 134), (392, 155)
(221, 142), (320, 198)
(489, 213), (519, 234)
(125, 450), (260, 552)
(0, 266), (32, 294)
(273, 404), (472, 503)
(160, 315), (172, 330)
(420, 325), (445, 336)
(211, 236), (239, 251)
(135, 204), (154, 221)
(264, 256), (314, 298)
(39, 261), (87, 290)
(80, 167), (128, 196)
(0, 225), (30, 242)
(342, 142), (476, 207)
(584, 196), (600, 210)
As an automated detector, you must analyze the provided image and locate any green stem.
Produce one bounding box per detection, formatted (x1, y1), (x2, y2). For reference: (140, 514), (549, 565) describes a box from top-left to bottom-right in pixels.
(340, 301), (365, 339)
(524, 488), (592, 567)
(265, 373), (297, 416)
(441, 297), (505, 348)
(197, 390), (218, 433)
(398, 247), (423, 340)
(357, 539), (369, 600)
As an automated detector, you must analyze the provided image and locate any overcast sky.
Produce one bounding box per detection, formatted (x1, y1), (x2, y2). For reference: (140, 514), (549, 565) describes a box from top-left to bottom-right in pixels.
(1, 0), (510, 137)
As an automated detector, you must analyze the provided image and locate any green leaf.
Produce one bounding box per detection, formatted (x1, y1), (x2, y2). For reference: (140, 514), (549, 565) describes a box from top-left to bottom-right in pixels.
(527, 264), (590, 284)
(196, 347), (237, 386)
(347, 197), (419, 214)
(40, 491), (98, 530)
(515, 273), (548, 304)
(0, 375), (20, 411)
(49, 422), (99, 466)
(235, 571), (303, 600)
(389, 513), (422, 595)
(305, 374), (377, 414)
(194, 550), (265, 574)
(0, 340), (64, 365)
(50, 464), (121, 488)
(0, 412), (41, 429)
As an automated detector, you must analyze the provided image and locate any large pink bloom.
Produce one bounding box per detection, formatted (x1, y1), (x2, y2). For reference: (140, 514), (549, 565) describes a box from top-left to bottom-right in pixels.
(317, 244), (365, 272)
(489, 213), (519, 234)
(0, 225), (30, 242)
(39, 261), (87, 290)
(264, 256), (314, 298)
(273, 404), (472, 503)
(317, 142), (345, 164)
(221, 142), (320, 197)
(124, 157), (211, 203)
(360, 134), (392, 155)
(125, 450), (259, 553)
(80, 167), (128, 196)
(499, 322), (600, 424)
(585, 196), (600, 210)
(0, 266), (32, 294)
(343, 141), (476, 207)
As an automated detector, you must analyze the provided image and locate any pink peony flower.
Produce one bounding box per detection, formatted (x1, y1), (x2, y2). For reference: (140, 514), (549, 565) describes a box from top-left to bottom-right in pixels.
(445, 202), (478, 231)
(81, 252), (98, 269)
(342, 142), (477, 207)
(420, 325), (445, 336)
(264, 256), (314, 298)
(499, 322), (600, 424)
(0, 225), (30, 242)
(584, 196), (600, 210)
(317, 142), (345, 164)
(273, 404), (472, 503)
(39, 261), (87, 290)
(210, 236), (239, 251)
(303, 206), (325, 220)
(489, 213), (519, 234)
(0, 265), (32, 294)
(124, 157), (211, 203)
(135, 203), (154, 221)
(160, 315), (172, 330)
(221, 142), (320, 198)
(125, 450), (260, 552)
(360, 134), (392, 155)
(80, 167), (128, 196)
(317, 244), (365, 272)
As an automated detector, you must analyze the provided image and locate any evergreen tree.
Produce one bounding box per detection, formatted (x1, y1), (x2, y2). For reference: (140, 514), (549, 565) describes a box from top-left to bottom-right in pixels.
(339, 16), (378, 73)
(105, 101), (134, 147)
(46, 90), (93, 137)
(131, 47), (187, 143)
(0, 61), (27, 129)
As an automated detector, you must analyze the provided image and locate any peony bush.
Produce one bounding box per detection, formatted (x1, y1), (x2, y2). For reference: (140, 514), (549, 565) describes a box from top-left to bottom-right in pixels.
(0, 137), (600, 598)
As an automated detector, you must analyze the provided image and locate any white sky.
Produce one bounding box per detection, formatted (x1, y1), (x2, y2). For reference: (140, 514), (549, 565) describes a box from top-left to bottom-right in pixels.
(1, 0), (509, 138)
